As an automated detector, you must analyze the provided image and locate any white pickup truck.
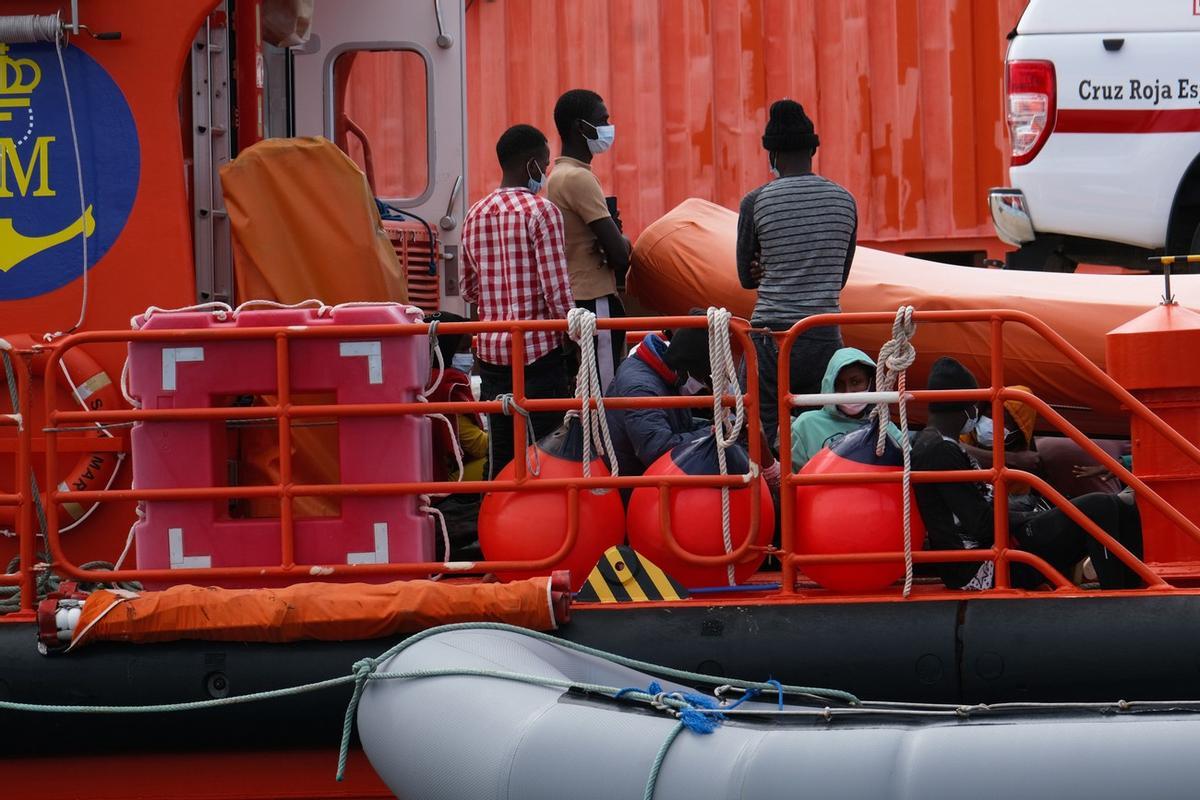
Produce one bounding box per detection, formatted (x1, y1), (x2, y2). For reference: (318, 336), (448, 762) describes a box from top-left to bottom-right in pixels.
(989, 0), (1200, 271)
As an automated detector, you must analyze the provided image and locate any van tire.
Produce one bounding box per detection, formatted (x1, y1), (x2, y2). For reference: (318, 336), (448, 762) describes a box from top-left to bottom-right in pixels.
(1183, 223), (1200, 274)
(1044, 252), (1078, 273)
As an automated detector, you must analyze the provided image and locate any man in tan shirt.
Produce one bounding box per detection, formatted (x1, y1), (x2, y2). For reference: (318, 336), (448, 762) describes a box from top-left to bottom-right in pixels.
(548, 88), (631, 390)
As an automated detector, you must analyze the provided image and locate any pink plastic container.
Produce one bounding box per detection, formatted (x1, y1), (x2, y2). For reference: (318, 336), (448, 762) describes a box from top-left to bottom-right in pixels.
(127, 304), (433, 587)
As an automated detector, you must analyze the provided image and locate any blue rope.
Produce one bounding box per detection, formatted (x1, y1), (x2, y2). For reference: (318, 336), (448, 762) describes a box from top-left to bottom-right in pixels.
(676, 691), (722, 734)
(722, 687), (760, 711)
(766, 679), (785, 710)
(614, 682), (722, 735)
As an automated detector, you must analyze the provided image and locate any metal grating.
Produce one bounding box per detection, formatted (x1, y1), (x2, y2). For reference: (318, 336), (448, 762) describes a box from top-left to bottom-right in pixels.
(384, 220), (440, 313)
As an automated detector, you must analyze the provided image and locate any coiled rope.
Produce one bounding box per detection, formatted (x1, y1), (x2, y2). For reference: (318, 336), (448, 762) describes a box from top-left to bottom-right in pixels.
(706, 308), (746, 586)
(0, 14), (62, 43)
(566, 308), (619, 491)
(869, 306), (918, 597)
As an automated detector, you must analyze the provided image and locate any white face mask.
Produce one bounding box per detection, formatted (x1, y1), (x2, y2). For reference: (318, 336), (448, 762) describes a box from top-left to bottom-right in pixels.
(974, 414), (1012, 447)
(769, 152), (781, 179)
(960, 407), (980, 436)
(583, 120), (616, 155)
(451, 352), (475, 374)
(681, 376), (707, 396)
(837, 402), (867, 417)
(526, 160), (546, 194)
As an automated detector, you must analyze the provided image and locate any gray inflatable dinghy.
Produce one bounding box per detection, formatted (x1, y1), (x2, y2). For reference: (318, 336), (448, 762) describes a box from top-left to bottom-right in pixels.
(357, 626), (1200, 799)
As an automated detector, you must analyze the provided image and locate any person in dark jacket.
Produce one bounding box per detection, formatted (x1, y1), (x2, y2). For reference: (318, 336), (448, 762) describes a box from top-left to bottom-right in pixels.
(912, 357), (1142, 590)
(604, 327), (713, 479)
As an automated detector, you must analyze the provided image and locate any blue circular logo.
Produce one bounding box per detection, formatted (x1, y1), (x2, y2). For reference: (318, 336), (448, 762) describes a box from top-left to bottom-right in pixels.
(0, 43), (139, 300)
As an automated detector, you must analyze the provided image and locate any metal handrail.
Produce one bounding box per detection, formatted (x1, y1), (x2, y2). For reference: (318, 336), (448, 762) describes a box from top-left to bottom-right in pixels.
(777, 309), (1192, 595)
(34, 316), (766, 583)
(0, 307), (1190, 600)
(0, 347), (35, 618)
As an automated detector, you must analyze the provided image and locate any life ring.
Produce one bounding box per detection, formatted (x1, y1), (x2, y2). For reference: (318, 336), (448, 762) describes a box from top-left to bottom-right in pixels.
(0, 334), (127, 531)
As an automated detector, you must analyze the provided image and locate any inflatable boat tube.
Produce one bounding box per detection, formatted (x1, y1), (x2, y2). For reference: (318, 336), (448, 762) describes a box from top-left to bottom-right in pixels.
(628, 198), (1200, 435)
(357, 627), (1200, 800)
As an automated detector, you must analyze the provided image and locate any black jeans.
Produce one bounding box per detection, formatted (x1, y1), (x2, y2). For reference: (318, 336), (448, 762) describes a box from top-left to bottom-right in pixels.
(479, 348), (569, 479)
(750, 326), (842, 452)
(1012, 492), (1144, 589)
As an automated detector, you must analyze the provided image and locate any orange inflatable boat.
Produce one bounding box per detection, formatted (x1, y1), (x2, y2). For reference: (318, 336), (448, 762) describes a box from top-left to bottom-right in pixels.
(629, 199), (1198, 435)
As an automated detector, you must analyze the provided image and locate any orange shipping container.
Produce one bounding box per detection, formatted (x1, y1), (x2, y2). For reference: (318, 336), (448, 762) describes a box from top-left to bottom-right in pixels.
(463, 0), (1029, 258)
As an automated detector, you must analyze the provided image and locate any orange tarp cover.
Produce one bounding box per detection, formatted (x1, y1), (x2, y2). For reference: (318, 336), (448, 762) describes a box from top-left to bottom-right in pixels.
(220, 136), (408, 305)
(630, 199), (1200, 436)
(220, 137), (410, 517)
(70, 577), (558, 649)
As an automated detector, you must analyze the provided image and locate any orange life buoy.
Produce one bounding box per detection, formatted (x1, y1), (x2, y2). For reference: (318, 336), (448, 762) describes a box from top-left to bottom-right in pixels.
(0, 334), (127, 530)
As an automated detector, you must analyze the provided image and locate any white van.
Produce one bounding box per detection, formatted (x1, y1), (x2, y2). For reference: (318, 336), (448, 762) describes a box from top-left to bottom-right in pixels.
(989, 0), (1200, 271)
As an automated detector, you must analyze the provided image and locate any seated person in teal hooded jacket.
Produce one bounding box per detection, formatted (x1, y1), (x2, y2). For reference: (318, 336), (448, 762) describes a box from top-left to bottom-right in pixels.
(790, 347), (902, 471)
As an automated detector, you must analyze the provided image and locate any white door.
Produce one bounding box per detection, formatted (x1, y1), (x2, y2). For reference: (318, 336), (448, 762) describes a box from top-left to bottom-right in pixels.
(292, 0), (468, 314)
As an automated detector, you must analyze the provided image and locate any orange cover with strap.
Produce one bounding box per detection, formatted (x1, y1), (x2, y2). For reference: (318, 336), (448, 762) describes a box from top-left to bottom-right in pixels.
(219, 136), (408, 306)
(70, 577), (560, 648)
(219, 137), (412, 516)
(629, 198), (1200, 436)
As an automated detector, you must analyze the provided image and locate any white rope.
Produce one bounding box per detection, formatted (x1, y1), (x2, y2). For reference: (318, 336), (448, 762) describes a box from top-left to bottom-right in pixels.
(50, 354), (125, 533)
(122, 302), (236, 404)
(422, 318), (445, 398)
(706, 307), (745, 586)
(418, 495), (452, 580)
(566, 308), (619, 493)
(132, 302), (233, 329)
(869, 306), (917, 597)
(112, 502), (144, 571)
(118, 356), (141, 408)
(42, 18), (91, 341)
(233, 298), (332, 317)
(324, 301), (425, 318)
(416, 318), (465, 483)
(414, 317), (461, 575)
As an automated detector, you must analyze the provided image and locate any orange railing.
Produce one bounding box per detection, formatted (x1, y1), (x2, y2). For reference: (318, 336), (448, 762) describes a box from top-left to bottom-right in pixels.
(28, 316), (763, 587)
(779, 309), (1200, 594)
(2, 308), (1199, 608)
(0, 345), (35, 617)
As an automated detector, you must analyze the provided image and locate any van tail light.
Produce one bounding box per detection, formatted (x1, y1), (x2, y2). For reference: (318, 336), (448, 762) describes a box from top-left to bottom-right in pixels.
(1006, 60), (1057, 166)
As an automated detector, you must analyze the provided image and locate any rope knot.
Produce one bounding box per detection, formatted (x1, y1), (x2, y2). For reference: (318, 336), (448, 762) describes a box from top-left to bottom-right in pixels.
(337, 657), (381, 782)
(351, 657), (378, 687)
(566, 307), (618, 494)
(495, 394), (541, 477)
(869, 306), (918, 599)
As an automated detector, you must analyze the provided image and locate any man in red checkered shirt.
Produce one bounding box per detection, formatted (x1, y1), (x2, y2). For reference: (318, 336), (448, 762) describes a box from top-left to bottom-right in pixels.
(461, 124), (574, 478)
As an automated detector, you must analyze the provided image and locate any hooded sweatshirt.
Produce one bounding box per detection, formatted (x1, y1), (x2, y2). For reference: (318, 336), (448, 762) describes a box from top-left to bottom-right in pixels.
(790, 347), (902, 470)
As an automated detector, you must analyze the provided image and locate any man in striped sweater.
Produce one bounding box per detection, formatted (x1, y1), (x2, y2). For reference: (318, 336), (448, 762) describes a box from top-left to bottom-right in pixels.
(736, 99), (858, 451)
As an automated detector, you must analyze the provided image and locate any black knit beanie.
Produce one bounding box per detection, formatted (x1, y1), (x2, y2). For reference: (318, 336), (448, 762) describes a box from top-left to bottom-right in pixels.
(762, 99), (819, 152)
(927, 357), (978, 413)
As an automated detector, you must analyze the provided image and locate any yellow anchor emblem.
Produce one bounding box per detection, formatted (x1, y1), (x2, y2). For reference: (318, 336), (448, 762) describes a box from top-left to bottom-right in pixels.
(0, 205), (95, 273)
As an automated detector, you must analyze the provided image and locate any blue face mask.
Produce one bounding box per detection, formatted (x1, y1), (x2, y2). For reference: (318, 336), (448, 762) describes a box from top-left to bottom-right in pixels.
(451, 352), (475, 374)
(961, 406), (980, 436)
(581, 120), (615, 155)
(526, 160), (546, 194)
(974, 414), (1014, 447)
